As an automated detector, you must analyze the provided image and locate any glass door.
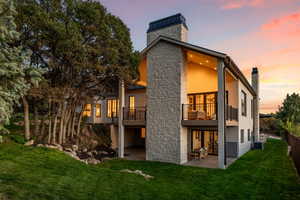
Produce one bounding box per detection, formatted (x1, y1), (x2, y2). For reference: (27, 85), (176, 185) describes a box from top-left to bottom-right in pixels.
(208, 131), (218, 155)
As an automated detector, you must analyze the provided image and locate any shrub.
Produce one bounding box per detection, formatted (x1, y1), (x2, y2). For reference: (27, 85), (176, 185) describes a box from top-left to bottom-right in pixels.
(91, 124), (112, 147)
(8, 134), (27, 144)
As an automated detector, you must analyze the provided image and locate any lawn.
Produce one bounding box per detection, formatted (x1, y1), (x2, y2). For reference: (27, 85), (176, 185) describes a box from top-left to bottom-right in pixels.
(0, 139), (299, 200)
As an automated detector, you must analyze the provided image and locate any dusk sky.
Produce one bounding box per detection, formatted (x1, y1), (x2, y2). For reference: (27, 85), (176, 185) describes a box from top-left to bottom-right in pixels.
(99, 0), (300, 114)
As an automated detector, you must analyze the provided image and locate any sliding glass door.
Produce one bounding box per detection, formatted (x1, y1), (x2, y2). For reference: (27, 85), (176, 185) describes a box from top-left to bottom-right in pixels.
(191, 129), (218, 155)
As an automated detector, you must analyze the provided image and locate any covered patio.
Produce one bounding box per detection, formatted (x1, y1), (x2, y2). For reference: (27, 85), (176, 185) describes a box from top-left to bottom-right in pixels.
(124, 147), (146, 160)
(184, 155), (236, 169)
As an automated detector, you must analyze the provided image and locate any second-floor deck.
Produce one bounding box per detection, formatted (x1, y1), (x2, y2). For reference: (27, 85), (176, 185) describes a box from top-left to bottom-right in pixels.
(102, 103), (238, 127)
(181, 103), (238, 127)
(123, 107), (147, 126)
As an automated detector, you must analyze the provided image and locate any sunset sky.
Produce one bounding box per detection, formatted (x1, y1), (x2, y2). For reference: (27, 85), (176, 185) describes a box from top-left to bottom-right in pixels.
(100, 0), (300, 114)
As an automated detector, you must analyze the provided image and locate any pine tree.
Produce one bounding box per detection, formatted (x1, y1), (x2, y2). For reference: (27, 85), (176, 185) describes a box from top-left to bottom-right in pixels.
(0, 0), (40, 133)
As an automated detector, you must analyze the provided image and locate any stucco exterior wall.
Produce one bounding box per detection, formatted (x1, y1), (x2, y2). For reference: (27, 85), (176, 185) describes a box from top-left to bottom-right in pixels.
(146, 41), (187, 164)
(147, 24), (188, 45)
(125, 89), (146, 107)
(238, 80), (254, 157)
(225, 71), (238, 108)
(186, 63), (218, 94)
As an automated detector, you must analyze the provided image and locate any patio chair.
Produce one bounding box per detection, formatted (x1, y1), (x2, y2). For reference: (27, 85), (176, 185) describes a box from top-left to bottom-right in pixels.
(199, 148), (208, 159)
(196, 111), (206, 120)
(189, 149), (200, 160)
(188, 111), (198, 120)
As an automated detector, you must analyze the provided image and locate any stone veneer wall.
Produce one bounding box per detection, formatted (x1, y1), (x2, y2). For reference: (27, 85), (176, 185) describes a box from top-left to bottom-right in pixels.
(146, 41), (187, 164)
(251, 71), (260, 141)
(147, 24), (188, 45)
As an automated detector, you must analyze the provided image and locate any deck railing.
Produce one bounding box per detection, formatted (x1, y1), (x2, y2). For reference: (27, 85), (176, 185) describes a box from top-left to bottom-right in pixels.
(182, 103), (217, 120)
(123, 107), (146, 121)
(182, 103), (238, 121)
(226, 105), (239, 121)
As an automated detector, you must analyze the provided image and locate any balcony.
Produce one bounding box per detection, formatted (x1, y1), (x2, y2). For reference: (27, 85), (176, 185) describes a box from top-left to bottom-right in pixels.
(123, 107), (146, 127)
(225, 105), (238, 126)
(226, 105), (238, 121)
(182, 103), (238, 127)
(182, 103), (218, 127)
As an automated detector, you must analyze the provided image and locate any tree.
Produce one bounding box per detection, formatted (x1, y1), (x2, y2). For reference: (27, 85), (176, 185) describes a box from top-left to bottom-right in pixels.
(276, 93), (300, 123)
(15, 0), (138, 144)
(0, 0), (41, 134)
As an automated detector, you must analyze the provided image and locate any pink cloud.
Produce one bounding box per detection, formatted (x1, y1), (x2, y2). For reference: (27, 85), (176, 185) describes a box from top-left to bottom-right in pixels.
(221, 0), (265, 9)
(220, 0), (295, 10)
(260, 10), (300, 41)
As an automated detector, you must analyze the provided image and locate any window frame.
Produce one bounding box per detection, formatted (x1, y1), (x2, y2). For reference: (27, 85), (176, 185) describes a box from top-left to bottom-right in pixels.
(241, 90), (247, 116)
(129, 96), (135, 110)
(248, 129), (251, 141)
(95, 104), (101, 118)
(83, 104), (92, 117)
(251, 99), (254, 119)
(240, 129), (244, 143)
(107, 99), (119, 118)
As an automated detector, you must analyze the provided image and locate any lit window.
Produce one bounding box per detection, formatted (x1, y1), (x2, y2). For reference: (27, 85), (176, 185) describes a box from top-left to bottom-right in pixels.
(96, 104), (101, 118)
(107, 99), (119, 118)
(129, 96), (135, 109)
(141, 128), (146, 138)
(83, 104), (92, 117)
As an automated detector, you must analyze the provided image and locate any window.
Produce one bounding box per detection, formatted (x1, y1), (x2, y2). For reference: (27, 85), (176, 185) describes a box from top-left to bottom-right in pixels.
(248, 129), (251, 141)
(251, 99), (254, 119)
(107, 99), (119, 118)
(83, 104), (92, 117)
(240, 129), (244, 143)
(95, 104), (101, 118)
(141, 128), (146, 138)
(241, 91), (247, 116)
(129, 96), (135, 109)
(225, 90), (229, 105)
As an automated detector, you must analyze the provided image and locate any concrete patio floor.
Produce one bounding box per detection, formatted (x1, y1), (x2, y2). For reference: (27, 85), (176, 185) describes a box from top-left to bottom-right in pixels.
(124, 148), (236, 169)
(184, 155), (236, 168)
(124, 147), (146, 160)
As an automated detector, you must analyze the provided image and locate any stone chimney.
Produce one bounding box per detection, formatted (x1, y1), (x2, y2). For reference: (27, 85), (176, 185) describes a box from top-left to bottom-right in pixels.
(252, 67), (260, 141)
(147, 13), (188, 45)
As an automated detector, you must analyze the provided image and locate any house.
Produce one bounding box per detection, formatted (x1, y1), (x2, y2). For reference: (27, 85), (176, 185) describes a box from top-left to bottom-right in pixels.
(84, 14), (260, 169)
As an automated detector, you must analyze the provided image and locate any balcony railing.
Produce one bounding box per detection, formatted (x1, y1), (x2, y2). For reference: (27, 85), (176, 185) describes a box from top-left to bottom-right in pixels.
(182, 103), (217, 120)
(123, 107), (146, 121)
(182, 103), (238, 122)
(226, 105), (238, 121)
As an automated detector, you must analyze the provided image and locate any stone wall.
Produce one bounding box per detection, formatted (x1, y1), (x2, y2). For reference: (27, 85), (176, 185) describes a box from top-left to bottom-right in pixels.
(251, 70), (260, 141)
(146, 41), (187, 164)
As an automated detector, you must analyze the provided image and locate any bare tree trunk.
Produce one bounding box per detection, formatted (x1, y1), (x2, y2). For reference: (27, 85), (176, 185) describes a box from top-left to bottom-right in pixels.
(22, 96), (31, 140)
(62, 108), (71, 143)
(40, 117), (46, 139)
(47, 100), (52, 144)
(67, 108), (74, 139)
(71, 112), (76, 138)
(33, 103), (39, 137)
(76, 105), (84, 136)
(52, 103), (61, 144)
(58, 102), (66, 144)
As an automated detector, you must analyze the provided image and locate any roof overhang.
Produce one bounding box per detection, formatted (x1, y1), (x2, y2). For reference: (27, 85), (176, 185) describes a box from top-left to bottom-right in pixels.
(141, 36), (256, 97)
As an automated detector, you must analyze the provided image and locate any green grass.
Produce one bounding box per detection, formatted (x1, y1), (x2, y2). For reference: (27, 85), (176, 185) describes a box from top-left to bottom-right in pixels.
(0, 139), (299, 200)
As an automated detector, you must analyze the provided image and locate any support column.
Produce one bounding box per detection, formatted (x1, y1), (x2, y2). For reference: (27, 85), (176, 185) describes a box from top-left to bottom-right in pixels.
(118, 80), (125, 158)
(217, 60), (225, 169)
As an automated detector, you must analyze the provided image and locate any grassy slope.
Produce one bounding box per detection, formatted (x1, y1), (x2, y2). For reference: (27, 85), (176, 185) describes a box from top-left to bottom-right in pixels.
(0, 139), (299, 200)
